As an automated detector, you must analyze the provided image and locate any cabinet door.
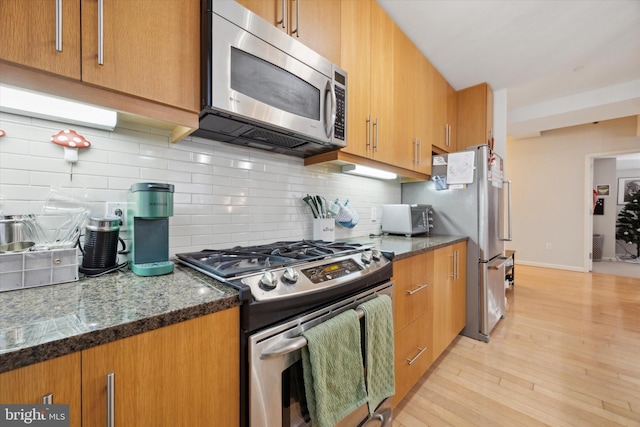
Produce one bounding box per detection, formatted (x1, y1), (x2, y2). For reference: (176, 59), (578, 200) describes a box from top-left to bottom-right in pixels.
(414, 54), (433, 175)
(0, 353), (81, 427)
(0, 0), (81, 79)
(340, 0), (371, 157)
(452, 242), (467, 334)
(432, 244), (453, 359)
(392, 252), (433, 332)
(393, 310), (433, 405)
(369, 0), (394, 163)
(431, 69), (449, 152)
(292, 0), (341, 65)
(82, 308), (240, 427)
(392, 27), (417, 171)
(446, 82), (457, 152)
(457, 82), (493, 150)
(80, 0), (200, 112)
(236, 0), (282, 29)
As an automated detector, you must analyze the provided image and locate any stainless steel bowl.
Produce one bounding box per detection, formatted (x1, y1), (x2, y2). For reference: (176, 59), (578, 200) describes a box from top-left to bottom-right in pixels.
(0, 241), (35, 253)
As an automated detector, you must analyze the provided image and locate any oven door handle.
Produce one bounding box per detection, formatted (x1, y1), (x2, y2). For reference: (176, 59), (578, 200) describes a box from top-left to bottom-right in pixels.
(260, 306), (367, 359)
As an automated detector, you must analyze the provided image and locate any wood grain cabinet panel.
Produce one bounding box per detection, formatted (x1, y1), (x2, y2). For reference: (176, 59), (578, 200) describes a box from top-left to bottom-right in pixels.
(0, 0), (81, 80)
(457, 82), (494, 151)
(236, 0), (341, 65)
(82, 308), (240, 427)
(0, 353), (82, 427)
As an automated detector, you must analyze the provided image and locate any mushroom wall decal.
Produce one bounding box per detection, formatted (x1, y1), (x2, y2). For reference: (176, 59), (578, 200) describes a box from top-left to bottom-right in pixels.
(51, 129), (91, 162)
(0, 129), (6, 137)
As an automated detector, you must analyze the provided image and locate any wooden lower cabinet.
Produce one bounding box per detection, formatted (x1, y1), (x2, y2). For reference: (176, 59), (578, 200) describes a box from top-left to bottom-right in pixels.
(392, 242), (466, 405)
(394, 309), (433, 404)
(0, 353), (82, 427)
(0, 307), (239, 427)
(82, 307), (239, 427)
(433, 242), (467, 360)
(392, 251), (433, 404)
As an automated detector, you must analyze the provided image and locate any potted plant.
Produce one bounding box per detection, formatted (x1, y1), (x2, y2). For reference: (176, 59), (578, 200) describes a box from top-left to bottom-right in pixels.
(616, 188), (640, 258)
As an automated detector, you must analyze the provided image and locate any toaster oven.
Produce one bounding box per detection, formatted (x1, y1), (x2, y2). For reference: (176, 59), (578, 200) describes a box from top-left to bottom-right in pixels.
(381, 204), (433, 237)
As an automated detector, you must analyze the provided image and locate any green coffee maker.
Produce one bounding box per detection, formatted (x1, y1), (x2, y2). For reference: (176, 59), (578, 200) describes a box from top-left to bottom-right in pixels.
(128, 182), (174, 276)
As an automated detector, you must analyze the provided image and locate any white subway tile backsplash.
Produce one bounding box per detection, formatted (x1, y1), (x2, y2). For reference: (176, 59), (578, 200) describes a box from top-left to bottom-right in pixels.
(0, 112), (401, 256)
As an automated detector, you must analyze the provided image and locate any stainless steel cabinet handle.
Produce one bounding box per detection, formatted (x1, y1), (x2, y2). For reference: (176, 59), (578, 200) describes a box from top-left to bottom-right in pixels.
(413, 138), (418, 165)
(107, 372), (115, 427)
(406, 284), (428, 295)
(453, 250), (458, 280)
(97, 0), (104, 65)
(55, 0), (63, 52)
(366, 115), (372, 150)
(449, 253), (455, 279)
(406, 346), (427, 365)
(373, 118), (379, 152)
(277, 0), (286, 28)
(291, 0), (300, 36)
(417, 139), (421, 165)
(43, 393), (53, 405)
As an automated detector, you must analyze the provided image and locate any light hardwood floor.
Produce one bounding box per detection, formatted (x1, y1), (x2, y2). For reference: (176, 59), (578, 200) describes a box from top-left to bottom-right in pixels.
(393, 265), (640, 427)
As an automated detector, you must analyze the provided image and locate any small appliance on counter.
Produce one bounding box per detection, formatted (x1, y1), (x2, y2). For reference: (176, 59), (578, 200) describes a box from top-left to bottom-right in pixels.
(381, 204), (433, 237)
(79, 215), (126, 276)
(128, 183), (174, 276)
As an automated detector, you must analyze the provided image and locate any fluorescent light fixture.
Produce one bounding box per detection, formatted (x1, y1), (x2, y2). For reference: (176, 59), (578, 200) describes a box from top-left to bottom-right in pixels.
(0, 84), (117, 130)
(341, 164), (397, 180)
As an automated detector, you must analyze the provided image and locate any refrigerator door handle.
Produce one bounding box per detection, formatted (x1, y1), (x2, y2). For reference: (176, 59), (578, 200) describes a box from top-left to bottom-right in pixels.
(501, 180), (513, 241)
(488, 256), (511, 270)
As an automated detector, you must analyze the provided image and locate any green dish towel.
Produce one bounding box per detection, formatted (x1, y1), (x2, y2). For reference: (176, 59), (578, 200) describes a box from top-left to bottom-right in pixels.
(358, 294), (395, 414)
(302, 309), (368, 427)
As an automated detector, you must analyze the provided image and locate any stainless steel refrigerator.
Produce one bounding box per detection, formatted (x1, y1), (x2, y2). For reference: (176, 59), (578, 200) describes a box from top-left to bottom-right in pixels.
(402, 144), (512, 342)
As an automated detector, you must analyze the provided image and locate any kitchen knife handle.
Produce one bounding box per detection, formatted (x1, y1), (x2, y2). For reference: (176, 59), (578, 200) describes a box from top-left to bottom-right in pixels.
(97, 0), (104, 65)
(43, 393), (53, 405)
(107, 372), (115, 427)
(55, 0), (63, 52)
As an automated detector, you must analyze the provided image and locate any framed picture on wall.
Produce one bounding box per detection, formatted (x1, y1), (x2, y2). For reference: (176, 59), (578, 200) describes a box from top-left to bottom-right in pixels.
(617, 177), (640, 204)
(596, 184), (610, 196)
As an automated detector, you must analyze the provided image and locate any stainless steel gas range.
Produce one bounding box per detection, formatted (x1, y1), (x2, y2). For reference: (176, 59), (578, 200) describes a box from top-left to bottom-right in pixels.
(176, 240), (394, 427)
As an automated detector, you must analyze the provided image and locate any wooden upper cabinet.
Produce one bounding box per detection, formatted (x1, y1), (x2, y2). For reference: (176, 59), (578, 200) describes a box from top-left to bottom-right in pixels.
(446, 81), (457, 151)
(0, 353), (82, 427)
(431, 68), (456, 152)
(413, 54), (433, 175)
(80, 0), (200, 112)
(392, 27), (416, 171)
(457, 82), (494, 150)
(339, 0), (370, 158)
(236, 0), (341, 65)
(0, 0), (81, 79)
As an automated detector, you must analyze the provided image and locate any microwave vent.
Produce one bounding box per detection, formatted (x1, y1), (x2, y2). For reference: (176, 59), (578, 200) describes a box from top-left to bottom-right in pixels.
(242, 128), (308, 149)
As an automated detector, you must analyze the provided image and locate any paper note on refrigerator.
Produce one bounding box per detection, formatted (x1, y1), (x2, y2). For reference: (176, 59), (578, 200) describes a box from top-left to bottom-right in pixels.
(446, 151), (475, 184)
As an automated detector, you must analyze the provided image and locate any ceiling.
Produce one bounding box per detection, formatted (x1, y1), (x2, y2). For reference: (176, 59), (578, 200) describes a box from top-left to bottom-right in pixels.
(377, 0), (640, 139)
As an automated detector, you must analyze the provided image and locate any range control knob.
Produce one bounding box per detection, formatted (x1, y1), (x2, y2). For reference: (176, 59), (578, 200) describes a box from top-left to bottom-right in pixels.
(361, 251), (372, 265)
(282, 267), (299, 284)
(259, 271), (278, 291)
(371, 250), (382, 262)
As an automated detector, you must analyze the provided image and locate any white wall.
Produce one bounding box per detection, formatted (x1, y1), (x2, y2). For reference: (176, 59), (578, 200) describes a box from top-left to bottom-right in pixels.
(0, 112), (401, 256)
(506, 116), (640, 271)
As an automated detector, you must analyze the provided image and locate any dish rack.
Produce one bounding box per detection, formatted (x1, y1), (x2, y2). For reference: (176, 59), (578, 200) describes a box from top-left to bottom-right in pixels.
(0, 248), (79, 292)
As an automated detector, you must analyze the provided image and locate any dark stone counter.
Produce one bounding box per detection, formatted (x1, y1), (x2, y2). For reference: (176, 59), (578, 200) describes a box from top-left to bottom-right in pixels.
(0, 264), (239, 373)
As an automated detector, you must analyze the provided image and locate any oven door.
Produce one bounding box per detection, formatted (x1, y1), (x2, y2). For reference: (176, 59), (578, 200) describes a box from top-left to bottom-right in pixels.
(207, 3), (344, 146)
(248, 282), (394, 427)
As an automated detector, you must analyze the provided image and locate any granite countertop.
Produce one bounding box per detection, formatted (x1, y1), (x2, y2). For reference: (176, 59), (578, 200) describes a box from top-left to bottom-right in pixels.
(0, 264), (240, 373)
(0, 235), (465, 374)
(354, 234), (468, 260)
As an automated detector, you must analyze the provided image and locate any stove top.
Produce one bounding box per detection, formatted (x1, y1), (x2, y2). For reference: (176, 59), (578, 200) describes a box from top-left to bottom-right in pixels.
(176, 240), (391, 302)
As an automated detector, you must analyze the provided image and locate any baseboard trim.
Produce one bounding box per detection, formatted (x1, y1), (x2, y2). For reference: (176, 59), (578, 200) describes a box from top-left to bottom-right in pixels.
(516, 260), (584, 272)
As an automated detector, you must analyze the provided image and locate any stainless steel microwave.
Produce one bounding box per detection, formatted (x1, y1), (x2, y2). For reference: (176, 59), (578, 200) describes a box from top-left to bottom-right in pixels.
(382, 204), (434, 237)
(196, 0), (347, 158)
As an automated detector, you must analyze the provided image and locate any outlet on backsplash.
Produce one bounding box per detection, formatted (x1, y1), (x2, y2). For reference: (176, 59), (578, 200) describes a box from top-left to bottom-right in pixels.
(106, 202), (129, 231)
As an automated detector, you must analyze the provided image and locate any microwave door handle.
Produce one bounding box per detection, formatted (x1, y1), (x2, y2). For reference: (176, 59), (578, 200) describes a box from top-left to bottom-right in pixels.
(324, 79), (337, 137)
